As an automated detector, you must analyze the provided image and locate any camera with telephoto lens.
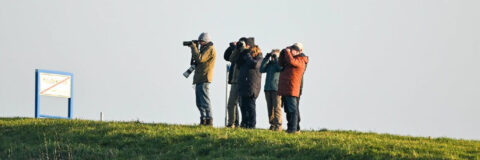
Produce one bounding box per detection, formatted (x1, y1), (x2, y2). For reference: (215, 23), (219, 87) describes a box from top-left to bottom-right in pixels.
(183, 55), (197, 78)
(183, 65), (195, 78)
(183, 40), (199, 46)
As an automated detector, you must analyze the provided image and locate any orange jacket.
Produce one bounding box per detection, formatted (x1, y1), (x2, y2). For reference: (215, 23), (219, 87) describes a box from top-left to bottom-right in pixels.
(277, 49), (309, 97)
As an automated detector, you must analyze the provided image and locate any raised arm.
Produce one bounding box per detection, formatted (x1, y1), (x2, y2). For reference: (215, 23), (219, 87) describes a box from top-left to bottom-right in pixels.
(260, 55), (270, 73)
(192, 45), (215, 63)
(284, 50), (306, 68)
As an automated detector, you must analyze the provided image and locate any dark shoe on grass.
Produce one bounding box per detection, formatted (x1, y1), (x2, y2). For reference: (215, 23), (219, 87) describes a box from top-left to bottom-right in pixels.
(206, 119), (213, 126)
(286, 130), (299, 134)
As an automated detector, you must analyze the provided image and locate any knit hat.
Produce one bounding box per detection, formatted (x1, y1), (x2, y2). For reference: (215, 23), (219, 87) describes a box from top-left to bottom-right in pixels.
(239, 37), (248, 42)
(245, 37), (255, 47)
(198, 32), (211, 43)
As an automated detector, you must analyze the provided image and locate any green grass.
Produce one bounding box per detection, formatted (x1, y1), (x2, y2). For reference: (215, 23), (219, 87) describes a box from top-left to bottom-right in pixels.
(1, 118), (479, 159)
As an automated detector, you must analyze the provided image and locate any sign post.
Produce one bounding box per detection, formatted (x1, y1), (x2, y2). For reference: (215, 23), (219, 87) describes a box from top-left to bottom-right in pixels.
(35, 69), (74, 119)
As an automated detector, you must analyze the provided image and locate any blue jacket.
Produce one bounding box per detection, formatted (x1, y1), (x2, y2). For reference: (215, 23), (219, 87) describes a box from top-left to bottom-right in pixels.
(260, 54), (283, 91)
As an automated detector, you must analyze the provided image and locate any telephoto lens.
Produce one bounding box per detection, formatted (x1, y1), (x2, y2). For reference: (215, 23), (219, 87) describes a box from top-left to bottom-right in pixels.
(183, 65), (196, 78)
(183, 41), (190, 46)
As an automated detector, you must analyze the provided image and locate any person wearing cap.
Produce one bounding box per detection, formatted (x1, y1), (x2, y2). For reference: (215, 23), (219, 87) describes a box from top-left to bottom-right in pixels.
(293, 42), (307, 132)
(187, 32), (216, 126)
(234, 37), (263, 128)
(224, 37), (248, 128)
(278, 43), (308, 133)
(260, 49), (283, 131)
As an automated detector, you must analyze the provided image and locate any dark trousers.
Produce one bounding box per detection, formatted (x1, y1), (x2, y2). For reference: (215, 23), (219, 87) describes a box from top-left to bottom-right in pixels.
(240, 96), (257, 128)
(296, 97), (301, 131)
(282, 96), (298, 132)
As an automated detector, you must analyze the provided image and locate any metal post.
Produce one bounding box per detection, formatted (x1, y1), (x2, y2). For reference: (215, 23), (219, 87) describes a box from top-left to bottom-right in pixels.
(35, 69), (40, 118)
(225, 64), (229, 127)
(100, 112), (104, 121)
(68, 74), (73, 119)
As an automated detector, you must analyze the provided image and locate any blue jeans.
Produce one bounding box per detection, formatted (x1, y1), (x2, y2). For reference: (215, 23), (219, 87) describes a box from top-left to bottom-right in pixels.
(282, 96), (298, 131)
(195, 83), (212, 120)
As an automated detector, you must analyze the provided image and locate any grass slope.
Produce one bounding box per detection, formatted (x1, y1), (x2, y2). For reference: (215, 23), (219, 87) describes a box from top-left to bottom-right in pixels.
(0, 118), (479, 159)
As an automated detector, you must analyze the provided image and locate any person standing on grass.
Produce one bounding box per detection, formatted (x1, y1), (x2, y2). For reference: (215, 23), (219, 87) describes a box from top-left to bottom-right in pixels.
(278, 43), (308, 134)
(233, 38), (263, 129)
(293, 42), (307, 132)
(187, 32), (216, 126)
(260, 49), (283, 131)
(224, 37), (248, 128)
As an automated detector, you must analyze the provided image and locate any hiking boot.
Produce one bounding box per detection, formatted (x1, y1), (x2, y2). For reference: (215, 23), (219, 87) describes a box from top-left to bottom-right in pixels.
(269, 125), (274, 130)
(240, 122), (247, 128)
(286, 130), (299, 134)
(274, 125), (283, 132)
(200, 118), (207, 126)
(206, 119), (213, 126)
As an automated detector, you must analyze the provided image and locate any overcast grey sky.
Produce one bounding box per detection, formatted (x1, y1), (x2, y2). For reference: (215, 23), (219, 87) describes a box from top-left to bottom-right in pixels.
(1, 0), (479, 140)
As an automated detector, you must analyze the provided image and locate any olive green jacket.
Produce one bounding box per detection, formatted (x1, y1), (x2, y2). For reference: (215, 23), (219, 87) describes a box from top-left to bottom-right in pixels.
(191, 42), (216, 84)
(228, 48), (241, 84)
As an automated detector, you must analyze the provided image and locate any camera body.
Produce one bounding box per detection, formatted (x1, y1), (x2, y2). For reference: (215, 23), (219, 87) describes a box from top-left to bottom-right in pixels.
(183, 40), (199, 46)
(236, 41), (246, 49)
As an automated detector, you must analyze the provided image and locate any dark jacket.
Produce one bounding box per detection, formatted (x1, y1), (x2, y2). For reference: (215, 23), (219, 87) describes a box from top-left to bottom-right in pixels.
(237, 46), (263, 98)
(299, 53), (308, 96)
(278, 49), (308, 97)
(191, 42), (216, 84)
(260, 54), (283, 91)
(224, 46), (236, 84)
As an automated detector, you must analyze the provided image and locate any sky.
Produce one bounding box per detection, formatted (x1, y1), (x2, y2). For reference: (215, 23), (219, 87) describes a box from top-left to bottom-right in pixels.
(1, 0), (479, 140)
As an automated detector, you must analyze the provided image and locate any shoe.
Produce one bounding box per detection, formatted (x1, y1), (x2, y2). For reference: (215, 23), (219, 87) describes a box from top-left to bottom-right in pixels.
(240, 122), (247, 128)
(274, 125), (282, 131)
(269, 125), (274, 130)
(226, 124), (235, 128)
(206, 119), (213, 126)
(200, 119), (207, 126)
(286, 130), (299, 134)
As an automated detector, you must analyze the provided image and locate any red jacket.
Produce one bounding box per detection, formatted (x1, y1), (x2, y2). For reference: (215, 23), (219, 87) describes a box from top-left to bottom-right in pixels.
(277, 50), (309, 97)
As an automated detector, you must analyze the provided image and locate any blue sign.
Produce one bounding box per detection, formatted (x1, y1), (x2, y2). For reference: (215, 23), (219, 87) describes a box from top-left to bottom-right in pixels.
(35, 69), (74, 119)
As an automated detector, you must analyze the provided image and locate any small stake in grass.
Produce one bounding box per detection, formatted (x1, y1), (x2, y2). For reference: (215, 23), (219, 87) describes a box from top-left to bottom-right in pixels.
(100, 112), (104, 121)
(429, 136), (432, 140)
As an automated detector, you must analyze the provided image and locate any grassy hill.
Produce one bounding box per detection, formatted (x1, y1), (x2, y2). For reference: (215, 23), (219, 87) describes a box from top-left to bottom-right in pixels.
(0, 118), (479, 159)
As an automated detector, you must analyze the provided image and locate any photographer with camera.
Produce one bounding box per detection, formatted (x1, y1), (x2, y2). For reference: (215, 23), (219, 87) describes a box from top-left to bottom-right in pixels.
(260, 49), (283, 131)
(278, 43), (308, 134)
(184, 32), (217, 126)
(224, 37), (248, 128)
(232, 38), (263, 129)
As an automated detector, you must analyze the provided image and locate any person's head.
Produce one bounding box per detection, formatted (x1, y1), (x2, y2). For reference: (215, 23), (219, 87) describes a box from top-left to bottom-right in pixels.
(271, 49), (280, 57)
(245, 37), (255, 49)
(198, 32), (211, 46)
(293, 42), (303, 53)
(290, 45), (301, 56)
(237, 37), (248, 50)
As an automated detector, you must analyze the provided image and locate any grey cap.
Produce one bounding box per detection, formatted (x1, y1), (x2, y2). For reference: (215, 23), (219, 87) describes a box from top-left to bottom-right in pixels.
(198, 32), (211, 43)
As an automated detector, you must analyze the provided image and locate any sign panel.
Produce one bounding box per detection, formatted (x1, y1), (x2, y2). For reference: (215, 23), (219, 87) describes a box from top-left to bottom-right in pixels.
(39, 73), (72, 98)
